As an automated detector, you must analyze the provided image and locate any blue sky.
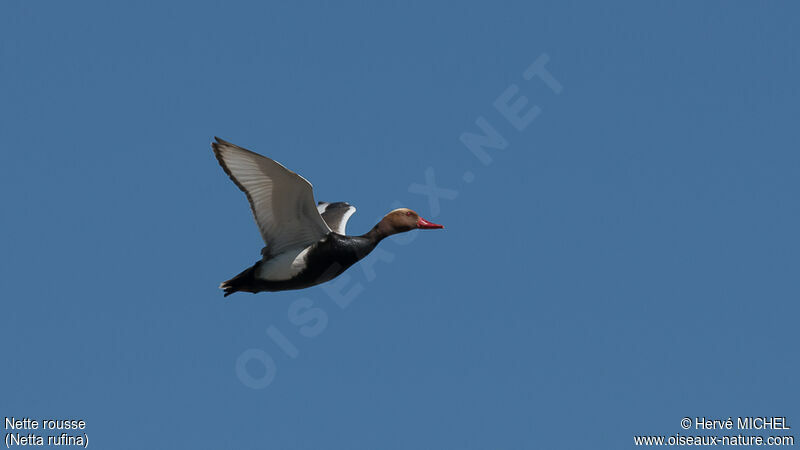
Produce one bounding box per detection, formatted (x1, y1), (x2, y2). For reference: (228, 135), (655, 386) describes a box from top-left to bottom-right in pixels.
(2, 1), (799, 449)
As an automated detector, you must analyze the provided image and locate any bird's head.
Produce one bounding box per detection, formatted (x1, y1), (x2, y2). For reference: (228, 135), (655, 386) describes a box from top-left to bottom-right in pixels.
(378, 208), (444, 235)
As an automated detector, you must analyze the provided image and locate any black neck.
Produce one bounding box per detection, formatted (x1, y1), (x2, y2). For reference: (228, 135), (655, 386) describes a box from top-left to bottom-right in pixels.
(361, 224), (388, 244)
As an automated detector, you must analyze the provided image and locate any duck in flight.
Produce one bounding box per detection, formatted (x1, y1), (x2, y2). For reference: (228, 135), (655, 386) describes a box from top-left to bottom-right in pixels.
(212, 137), (444, 296)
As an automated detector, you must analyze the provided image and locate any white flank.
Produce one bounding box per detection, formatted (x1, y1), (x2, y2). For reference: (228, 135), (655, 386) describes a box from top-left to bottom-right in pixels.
(256, 246), (313, 281)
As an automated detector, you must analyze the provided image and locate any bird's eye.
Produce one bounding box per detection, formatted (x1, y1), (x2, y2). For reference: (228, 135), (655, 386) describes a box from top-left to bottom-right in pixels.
(406, 211), (412, 216)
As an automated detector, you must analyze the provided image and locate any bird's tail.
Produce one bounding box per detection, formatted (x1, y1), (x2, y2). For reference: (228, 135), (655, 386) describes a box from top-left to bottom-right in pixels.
(219, 264), (258, 297)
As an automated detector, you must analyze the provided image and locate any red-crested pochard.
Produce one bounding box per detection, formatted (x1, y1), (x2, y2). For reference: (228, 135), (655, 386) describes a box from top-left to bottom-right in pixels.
(212, 137), (444, 296)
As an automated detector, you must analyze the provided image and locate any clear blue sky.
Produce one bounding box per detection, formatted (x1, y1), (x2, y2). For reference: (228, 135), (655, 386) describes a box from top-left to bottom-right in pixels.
(2, 2), (799, 449)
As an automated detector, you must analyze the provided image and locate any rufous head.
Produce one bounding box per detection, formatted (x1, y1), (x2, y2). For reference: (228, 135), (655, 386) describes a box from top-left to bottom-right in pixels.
(378, 208), (444, 235)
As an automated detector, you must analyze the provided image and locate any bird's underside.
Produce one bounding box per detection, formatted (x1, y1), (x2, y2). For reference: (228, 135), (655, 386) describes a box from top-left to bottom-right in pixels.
(220, 233), (375, 295)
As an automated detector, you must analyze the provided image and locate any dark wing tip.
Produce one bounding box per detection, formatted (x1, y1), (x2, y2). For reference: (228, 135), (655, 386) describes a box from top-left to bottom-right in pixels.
(317, 201), (351, 212)
(211, 140), (250, 197)
(328, 201), (352, 209)
(211, 142), (227, 168)
(212, 137), (234, 153)
(211, 137), (260, 158)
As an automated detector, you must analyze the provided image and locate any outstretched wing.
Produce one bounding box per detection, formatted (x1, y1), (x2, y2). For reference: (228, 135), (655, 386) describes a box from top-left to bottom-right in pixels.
(317, 202), (357, 235)
(212, 137), (331, 256)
